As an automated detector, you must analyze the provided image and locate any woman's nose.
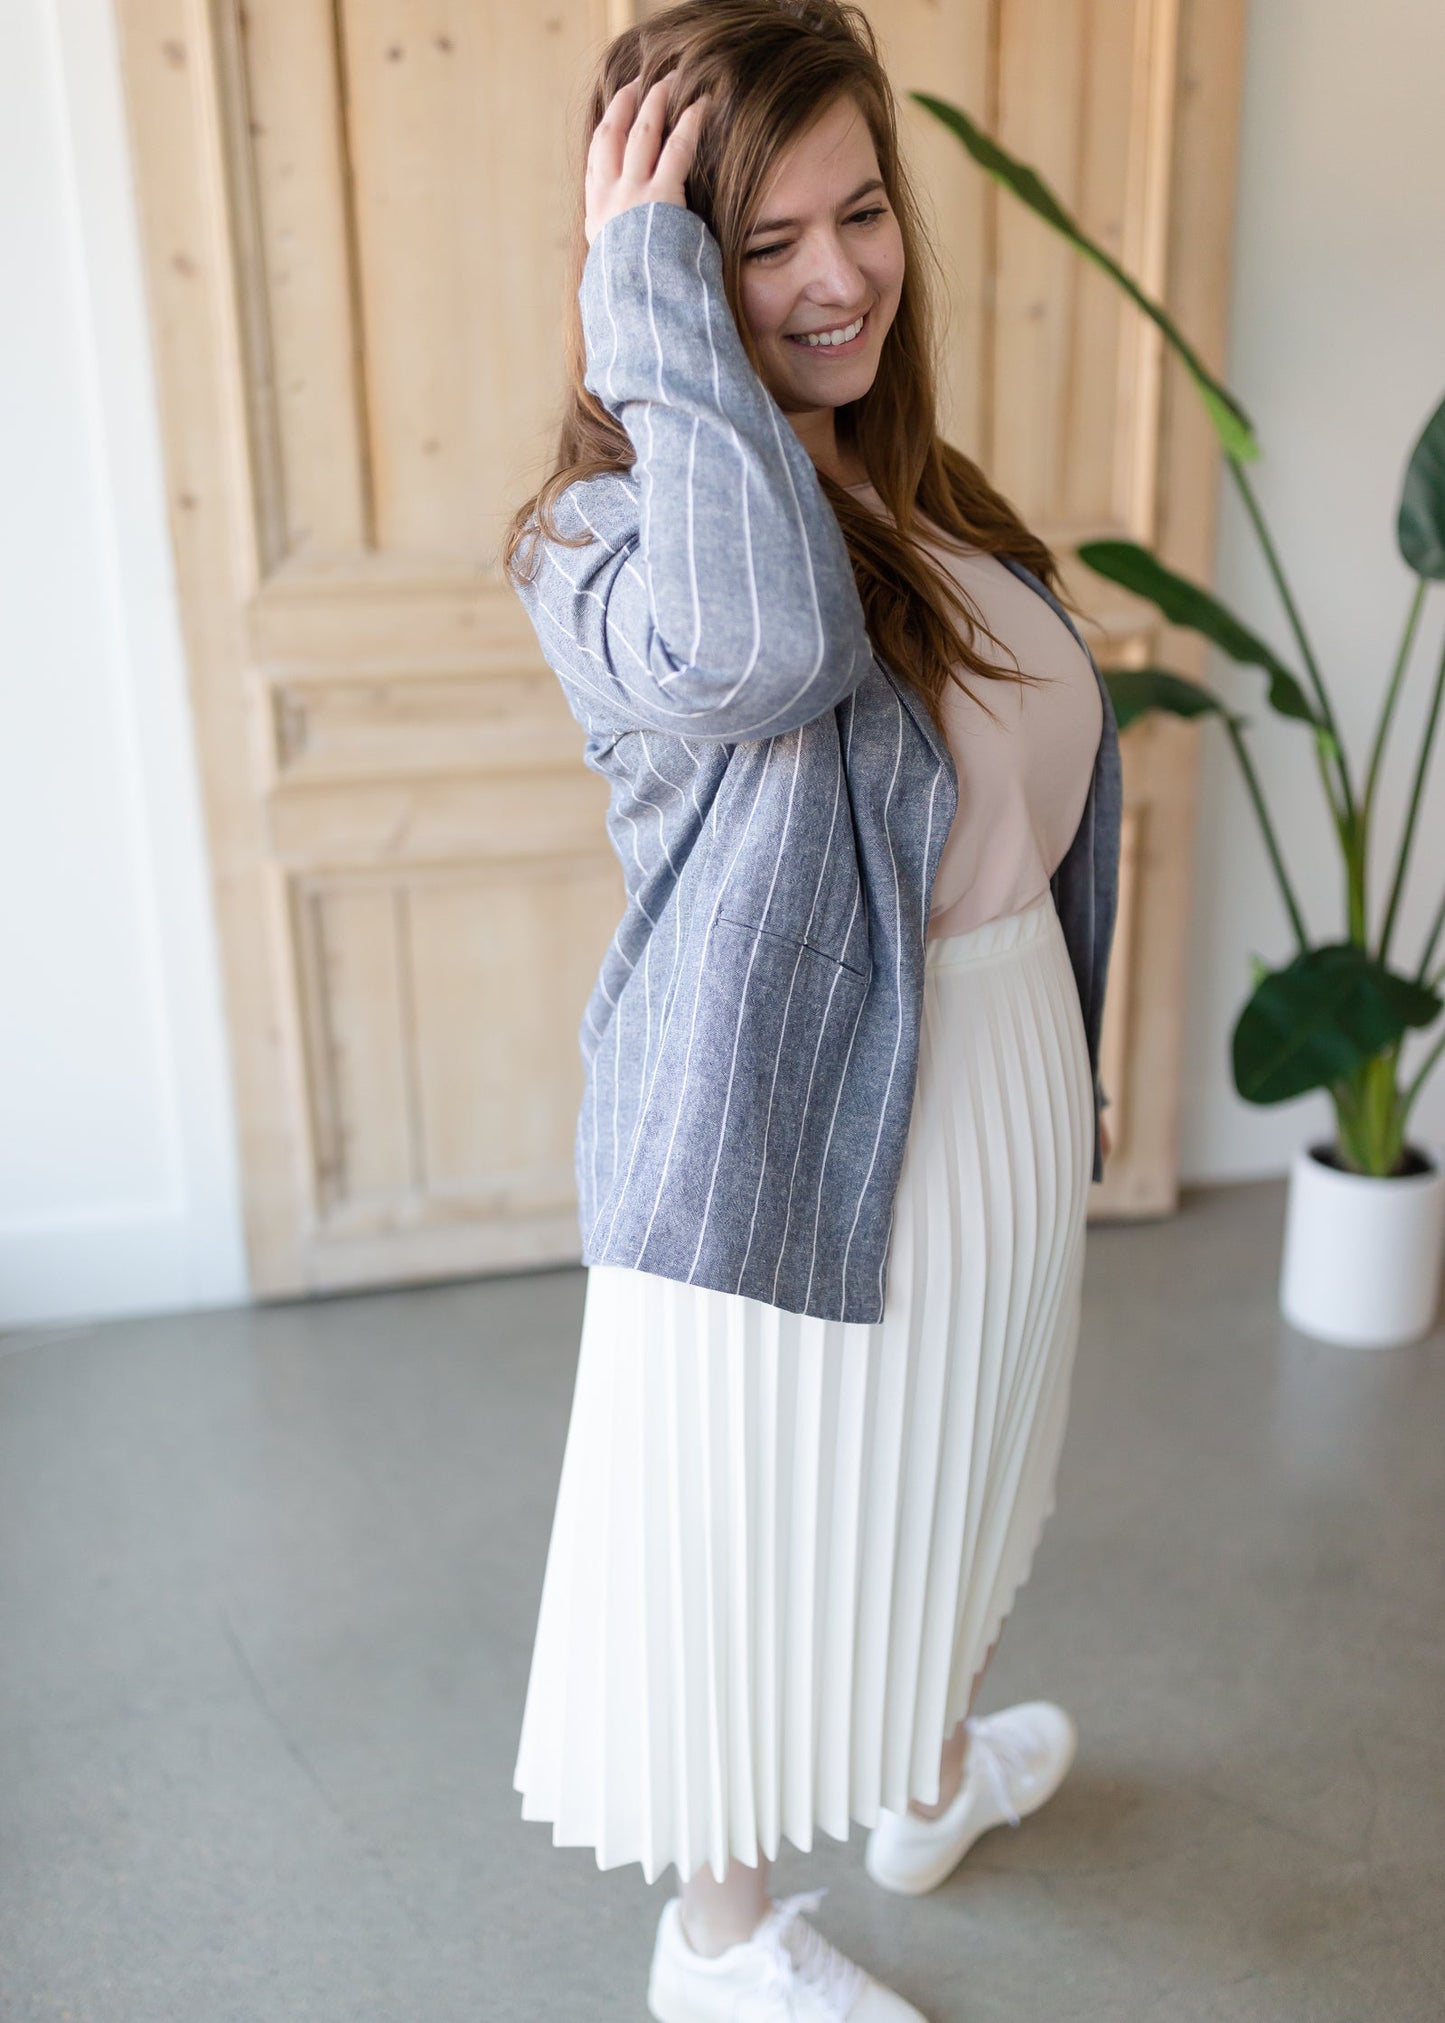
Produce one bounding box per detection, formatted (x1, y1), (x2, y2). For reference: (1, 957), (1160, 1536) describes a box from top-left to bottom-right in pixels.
(800, 238), (868, 304)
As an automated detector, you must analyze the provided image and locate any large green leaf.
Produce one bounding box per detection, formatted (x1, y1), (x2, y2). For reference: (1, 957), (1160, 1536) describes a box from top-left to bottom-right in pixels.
(911, 92), (1259, 463)
(1232, 943), (1441, 1103)
(1079, 540), (1317, 724)
(1104, 667), (1231, 732)
(1397, 388), (1445, 578)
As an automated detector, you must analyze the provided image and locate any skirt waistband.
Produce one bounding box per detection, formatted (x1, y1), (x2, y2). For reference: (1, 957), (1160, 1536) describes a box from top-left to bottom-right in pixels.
(925, 891), (1056, 974)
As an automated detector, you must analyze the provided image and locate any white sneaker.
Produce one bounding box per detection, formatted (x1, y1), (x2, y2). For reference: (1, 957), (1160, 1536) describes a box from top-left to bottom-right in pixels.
(864, 1701), (1078, 1897)
(647, 1884), (931, 2022)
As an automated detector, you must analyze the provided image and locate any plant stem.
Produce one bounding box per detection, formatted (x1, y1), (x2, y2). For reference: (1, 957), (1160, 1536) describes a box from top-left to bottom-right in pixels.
(1228, 459), (1356, 832)
(1222, 714), (1310, 950)
(1378, 629), (1445, 967)
(1360, 581), (1427, 956)
(1418, 886), (1445, 983)
(1363, 579), (1427, 821)
(1400, 1019), (1445, 1117)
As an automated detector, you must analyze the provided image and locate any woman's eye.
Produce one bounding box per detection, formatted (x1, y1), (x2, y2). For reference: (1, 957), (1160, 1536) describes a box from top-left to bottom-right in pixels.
(744, 205), (889, 263)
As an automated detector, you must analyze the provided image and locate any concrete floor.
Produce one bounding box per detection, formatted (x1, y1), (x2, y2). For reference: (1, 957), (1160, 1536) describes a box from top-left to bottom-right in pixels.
(1, 1175), (1442, 2023)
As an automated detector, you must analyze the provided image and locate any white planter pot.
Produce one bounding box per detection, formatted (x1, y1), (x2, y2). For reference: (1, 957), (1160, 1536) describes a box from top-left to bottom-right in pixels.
(1279, 1139), (1445, 1349)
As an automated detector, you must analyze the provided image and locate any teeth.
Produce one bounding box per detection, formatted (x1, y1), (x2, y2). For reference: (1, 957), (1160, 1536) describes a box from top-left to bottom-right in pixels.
(791, 313), (865, 347)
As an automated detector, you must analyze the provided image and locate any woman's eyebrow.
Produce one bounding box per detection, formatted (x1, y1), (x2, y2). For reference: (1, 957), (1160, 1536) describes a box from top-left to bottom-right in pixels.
(747, 176), (886, 236)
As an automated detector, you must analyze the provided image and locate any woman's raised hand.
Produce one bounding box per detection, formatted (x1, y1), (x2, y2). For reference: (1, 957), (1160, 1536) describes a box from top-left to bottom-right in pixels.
(585, 73), (709, 246)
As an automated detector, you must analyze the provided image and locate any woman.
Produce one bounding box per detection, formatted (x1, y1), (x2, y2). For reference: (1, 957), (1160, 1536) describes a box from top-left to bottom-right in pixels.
(504, 4), (1121, 2017)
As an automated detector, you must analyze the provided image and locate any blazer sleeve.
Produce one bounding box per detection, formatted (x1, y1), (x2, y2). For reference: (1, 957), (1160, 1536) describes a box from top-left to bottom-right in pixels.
(511, 199), (874, 741)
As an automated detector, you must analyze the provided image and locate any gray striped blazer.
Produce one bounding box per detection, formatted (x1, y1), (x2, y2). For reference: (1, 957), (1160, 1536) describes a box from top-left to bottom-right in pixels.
(510, 199), (1121, 1324)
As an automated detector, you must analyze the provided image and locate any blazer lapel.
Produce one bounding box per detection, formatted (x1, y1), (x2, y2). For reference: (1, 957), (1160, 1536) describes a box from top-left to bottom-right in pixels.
(871, 650), (957, 784)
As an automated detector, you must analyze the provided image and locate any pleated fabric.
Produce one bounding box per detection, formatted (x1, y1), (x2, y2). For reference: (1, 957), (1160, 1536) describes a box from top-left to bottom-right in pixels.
(513, 889), (1096, 1886)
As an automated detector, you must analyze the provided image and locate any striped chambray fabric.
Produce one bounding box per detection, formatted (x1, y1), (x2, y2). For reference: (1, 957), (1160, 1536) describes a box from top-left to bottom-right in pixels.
(509, 199), (1121, 1324)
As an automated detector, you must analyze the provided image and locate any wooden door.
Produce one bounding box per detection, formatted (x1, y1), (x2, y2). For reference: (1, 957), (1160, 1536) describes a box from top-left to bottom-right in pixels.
(115, 0), (1245, 1298)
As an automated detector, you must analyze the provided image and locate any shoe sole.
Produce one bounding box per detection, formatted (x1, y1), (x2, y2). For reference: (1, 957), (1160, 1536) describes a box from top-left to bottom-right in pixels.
(864, 1825), (984, 1897)
(646, 1982), (695, 2023)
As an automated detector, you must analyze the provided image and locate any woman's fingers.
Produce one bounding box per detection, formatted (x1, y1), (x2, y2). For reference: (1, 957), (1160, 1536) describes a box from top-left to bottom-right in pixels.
(620, 72), (677, 187)
(656, 94), (708, 194)
(585, 70), (708, 242)
(585, 75), (639, 196)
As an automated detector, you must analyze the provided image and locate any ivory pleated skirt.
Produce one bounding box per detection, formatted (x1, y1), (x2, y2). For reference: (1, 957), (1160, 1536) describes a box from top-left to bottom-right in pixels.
(513, 888), (1095, 1886)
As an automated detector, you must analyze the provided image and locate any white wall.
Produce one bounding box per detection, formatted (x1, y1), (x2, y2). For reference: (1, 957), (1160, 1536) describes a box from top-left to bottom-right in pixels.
(1180, 0), (1445, 1180)
(0, 0), (246, 1329)
(3, 0), (1443, 1326)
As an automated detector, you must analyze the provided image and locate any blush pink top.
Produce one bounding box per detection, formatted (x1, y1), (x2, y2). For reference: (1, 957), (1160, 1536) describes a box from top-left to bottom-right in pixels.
(846, 479), (1102, 939)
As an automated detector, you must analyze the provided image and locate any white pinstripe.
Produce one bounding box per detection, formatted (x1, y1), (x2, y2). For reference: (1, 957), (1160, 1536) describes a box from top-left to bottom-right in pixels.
(685, 414), (701, 665)
(625, 757), (772, 1266)
(919, 763), (944, 940)
(614, 807), (659, 926)
(771, 694), (861, 1306)
(836, 692), (908, 1307)
(633, 734), (685, 875)
(588, 1024), (601, 1211)
(640, 208), (661, 628)
(635, 740), (687, 1045)
(734, 749), (844, 1294)
(601, 219), (621, 405)
(803, 694), (907, 1311)
(680, 740), (708, 827)
(635, 903), (656, 1133)
(798, 920), (870, 1315)
(686, 733), (805, 1281)
(610, 976), (622, 1185)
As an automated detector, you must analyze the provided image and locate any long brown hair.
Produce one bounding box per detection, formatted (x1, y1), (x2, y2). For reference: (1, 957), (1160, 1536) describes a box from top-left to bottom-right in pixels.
(502, 0), (1074, 736)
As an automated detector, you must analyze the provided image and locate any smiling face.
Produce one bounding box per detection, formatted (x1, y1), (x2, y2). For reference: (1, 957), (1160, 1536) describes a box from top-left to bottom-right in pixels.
(736, 91), (904, 459)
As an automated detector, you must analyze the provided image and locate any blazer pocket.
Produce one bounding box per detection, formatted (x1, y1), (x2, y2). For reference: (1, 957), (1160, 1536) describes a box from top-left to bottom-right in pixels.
(712, 912), (871, 986)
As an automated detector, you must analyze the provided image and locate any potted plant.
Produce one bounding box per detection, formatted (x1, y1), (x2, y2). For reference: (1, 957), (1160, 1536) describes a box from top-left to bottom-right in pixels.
(914, 94), (1445, 1349)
